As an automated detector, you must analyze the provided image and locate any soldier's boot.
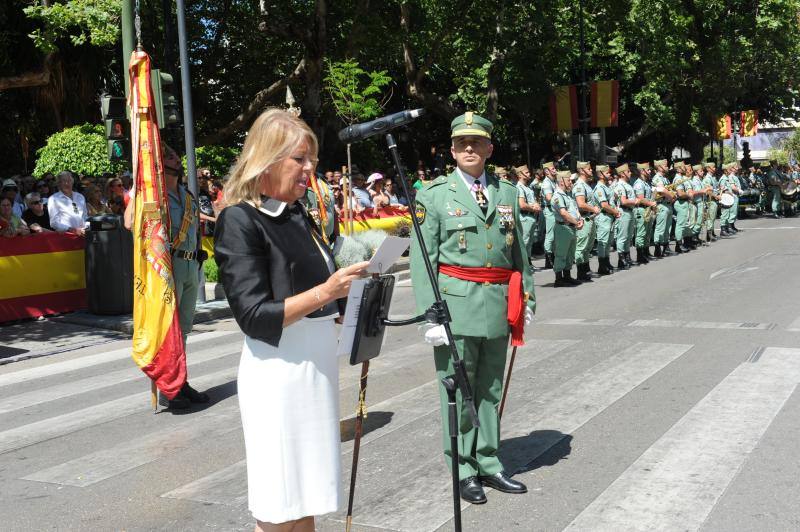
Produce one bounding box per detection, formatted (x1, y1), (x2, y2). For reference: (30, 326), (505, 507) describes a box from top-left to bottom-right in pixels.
(597, 257), (613, 275)
(719, 224), (729, 236)
(661, 243), (674, 256)
(564, 268), (582, 285)
(731, 223), (742, 232)
(544, 252), (554, 270)
(684, 236), (696, 250)
(554, 270), (569, 287)
(709, 230), (718, 242)
(577, 262), (593, 281)
(654, 244), (664, 258)
(645, 246), (654, 259)
(624, 252), (635, 267)
(636, 247), (649, 264)
(617, 253), (629, 270)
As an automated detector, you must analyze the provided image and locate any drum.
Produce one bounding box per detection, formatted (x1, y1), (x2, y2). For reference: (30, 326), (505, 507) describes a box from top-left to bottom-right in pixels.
(781, 181), (798, 201)
(720, 193), (735, 207)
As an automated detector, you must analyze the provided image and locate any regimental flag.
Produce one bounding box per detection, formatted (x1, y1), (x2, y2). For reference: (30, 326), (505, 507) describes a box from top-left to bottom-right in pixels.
(714, 115), (732, 140)
(128, 50), (187, 399)
(550, 85), (578, 132)
(740, 110), (758, 137)
(590, 80), (619, 128)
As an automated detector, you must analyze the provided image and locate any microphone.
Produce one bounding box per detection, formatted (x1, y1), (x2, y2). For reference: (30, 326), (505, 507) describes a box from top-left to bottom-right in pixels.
(338, 109), (425, 143)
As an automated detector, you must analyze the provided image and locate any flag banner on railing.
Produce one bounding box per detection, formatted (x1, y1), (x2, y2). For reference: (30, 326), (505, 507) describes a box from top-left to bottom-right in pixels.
(740, 110), (758, 137)
(590, 80), (619, 128)
(549, 85), (578, 132)
(714, 115), (732, 140)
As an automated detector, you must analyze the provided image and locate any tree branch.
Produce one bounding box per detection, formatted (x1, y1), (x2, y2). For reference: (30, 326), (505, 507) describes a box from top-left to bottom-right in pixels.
(198, 59), (306, 145)
(0, 70), (50, 91)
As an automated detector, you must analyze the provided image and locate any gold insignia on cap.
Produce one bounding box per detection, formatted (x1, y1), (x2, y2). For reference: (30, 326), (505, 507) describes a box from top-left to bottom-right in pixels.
(465, 112), (474, 126)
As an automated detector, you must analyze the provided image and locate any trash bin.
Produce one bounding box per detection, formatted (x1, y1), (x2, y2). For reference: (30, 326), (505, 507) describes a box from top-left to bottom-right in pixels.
(85, 215), (133, 315)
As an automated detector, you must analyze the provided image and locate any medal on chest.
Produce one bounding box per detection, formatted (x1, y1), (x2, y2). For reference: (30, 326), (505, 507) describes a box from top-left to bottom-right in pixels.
(497, 204), (515, 246)
(308, 207), (321, 228)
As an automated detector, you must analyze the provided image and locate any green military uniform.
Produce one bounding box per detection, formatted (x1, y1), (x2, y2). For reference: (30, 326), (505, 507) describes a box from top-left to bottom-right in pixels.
(593, 166), (616, 273)
(672, 164), (691, 248)
(651, 161), (674, 253)
(168, 183), (199, 344)
(410, 113), (535, 481)
(551, 173), (579, 274)
(541, 165), (557, 268)
(531, 177), (545, 247)
(632, 168), (654, 253)
(572, 166), (598, 275)
(718, 166), (735, 233)
(766, 164), (781, 214)
(516, 178), (537, 258)
(613, 168), (636, 261)
(730, 170), (742, 227)
(702, 165), (719, 239)
(303, 175), (337, 245)
(689, 167), (706, 239)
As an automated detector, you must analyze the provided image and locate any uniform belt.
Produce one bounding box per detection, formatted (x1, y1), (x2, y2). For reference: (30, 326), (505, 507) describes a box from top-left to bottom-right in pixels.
(173, 249), (197, 261)
(621, 206), (633, 211)
(439, 263), (526, 347)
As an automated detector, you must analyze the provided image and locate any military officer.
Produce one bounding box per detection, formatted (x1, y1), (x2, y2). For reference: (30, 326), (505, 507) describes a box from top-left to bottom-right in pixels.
(651, 159), (675, 257)
(702, 162), (720, 242)
(613, 163), (637, 269)
(409, 112), (535, 505)
(633, 162), (657, 264)
(718, 163), (736, 235)
(765, 160), (782, 218)
(688, 164), (708, 246)
(572, 161), (600, 280)
(551, 170), (582, 286)
(303, 171), (338, 246)
(671, 162), (692, 253)
(541, 162), (557, 269)
(516, 165), (540, 264)
(729, 163), (744, 232)
(593, 165), (621, 274)
(530, 168), (546, 254)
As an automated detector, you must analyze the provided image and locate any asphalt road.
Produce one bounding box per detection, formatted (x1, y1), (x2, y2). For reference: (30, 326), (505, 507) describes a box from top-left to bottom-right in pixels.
(2, 215), (800, 531)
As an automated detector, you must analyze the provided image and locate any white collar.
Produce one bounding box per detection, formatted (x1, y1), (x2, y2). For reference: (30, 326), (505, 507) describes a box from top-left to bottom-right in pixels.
(456, 167), (486, 186)
(252, 197), (287, 217)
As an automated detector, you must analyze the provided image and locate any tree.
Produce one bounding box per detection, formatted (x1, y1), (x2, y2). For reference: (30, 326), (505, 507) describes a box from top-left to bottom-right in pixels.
(33, 123), (123, 177)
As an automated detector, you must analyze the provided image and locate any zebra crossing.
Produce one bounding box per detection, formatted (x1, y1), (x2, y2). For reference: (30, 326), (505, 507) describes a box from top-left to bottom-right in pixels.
(1, 327), (799, 531)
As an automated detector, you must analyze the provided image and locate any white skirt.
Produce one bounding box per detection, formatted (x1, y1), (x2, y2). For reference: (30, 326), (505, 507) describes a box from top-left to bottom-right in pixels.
(237, 318), (341, 523)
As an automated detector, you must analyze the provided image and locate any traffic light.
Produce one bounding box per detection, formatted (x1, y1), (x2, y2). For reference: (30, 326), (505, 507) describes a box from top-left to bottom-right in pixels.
(100, 95), (130, 161)
(151, 69), (180, 129)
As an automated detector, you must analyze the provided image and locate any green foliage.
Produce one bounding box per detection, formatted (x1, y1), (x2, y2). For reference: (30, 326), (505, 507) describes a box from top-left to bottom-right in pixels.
(768, 147), (789, 165)
(703, 144), (736, 164)
(324, 59), (392, 125)
(203, 256), (219, 283)
(183, 145), (241, 178)
(33, 124), (123, 178)
(23, 0), (120, 53)
(780, 128), (800, 163)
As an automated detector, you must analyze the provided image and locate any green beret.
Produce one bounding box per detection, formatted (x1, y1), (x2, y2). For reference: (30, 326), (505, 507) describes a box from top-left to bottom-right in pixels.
(451, 112), (493, 139)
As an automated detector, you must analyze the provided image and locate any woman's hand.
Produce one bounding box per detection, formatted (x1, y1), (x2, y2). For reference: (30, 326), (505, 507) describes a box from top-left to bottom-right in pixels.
(322, 261), (370, 300)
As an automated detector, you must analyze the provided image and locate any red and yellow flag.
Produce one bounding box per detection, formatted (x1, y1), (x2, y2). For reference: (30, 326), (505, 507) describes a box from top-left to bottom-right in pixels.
(590, 80), (619, 128)
(550, 85), (578, 132)
(128, 51), (187, 399)
(714, 115), (732, 140)
(740, 110), (758, 137)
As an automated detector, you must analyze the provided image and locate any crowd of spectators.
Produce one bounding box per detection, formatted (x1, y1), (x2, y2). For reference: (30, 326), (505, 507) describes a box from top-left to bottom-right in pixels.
(0, 170), (133, 239)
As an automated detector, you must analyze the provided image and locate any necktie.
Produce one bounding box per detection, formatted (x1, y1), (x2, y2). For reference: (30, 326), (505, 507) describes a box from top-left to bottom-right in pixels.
(472, 179), (487, 212)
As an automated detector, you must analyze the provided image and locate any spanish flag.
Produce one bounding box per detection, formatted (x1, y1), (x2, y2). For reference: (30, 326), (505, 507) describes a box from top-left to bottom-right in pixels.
(740, 110), (758, 137)
(550, 85), (578, 132)
(714, 115), (732, 140)
(128, 50), (187, 399)
(590, 80), (619, 128)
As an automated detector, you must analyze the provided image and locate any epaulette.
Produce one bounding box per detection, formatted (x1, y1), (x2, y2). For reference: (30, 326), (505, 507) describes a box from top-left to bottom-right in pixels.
(498, 178), (516, 188)
(426, 175), (448, 188)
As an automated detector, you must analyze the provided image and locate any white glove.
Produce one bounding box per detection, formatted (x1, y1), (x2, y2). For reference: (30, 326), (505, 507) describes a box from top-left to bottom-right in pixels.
(420, 323), (449, 346)
(525, 307), (534, 327)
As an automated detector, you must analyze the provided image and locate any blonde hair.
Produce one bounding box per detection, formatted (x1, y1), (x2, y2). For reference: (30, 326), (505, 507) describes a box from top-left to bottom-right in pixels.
(225, 108), (318, 207)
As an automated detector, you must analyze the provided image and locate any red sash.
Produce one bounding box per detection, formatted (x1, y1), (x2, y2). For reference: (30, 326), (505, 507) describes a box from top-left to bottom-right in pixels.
(439, 264), (525, 347)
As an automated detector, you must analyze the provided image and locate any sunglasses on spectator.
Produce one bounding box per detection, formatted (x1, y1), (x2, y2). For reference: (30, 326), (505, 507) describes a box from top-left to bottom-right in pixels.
(30, 200), (41, 205)
(72, 202), (78, 213)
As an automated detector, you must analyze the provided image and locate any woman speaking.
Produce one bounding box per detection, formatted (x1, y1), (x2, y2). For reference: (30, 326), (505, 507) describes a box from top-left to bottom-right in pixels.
(214, 108), (367, 532)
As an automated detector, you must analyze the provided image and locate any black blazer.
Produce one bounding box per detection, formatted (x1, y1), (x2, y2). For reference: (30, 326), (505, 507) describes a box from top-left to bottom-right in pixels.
(214, 198), (340, 347)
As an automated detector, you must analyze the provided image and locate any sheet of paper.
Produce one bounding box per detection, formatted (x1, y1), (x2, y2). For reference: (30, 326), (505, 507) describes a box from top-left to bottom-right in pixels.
(337, 278), (368, 357)
(367, 236), (410, 274)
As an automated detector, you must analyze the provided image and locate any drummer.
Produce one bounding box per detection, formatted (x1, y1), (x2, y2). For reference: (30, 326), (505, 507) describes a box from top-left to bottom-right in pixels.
(718, 163), (737, 235)
(702, 162), (720, 242)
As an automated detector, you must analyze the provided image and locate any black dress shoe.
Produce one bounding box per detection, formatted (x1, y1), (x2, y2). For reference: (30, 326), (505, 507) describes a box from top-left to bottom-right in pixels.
(182, 382), (210, 403)
(158, 390), (192, 409)
(479, 472), (527, 494)
(459, 477), (487, 504)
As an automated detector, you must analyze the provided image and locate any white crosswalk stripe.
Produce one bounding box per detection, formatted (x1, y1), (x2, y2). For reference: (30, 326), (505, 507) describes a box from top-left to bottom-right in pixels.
(565, 347), (800, 532)
(0, 330), (236, 388)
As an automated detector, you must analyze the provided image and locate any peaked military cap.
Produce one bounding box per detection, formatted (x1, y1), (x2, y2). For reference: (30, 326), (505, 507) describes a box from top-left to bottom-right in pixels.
(515, 165), (530, 174)
(576, 161), (590, 170)
(451, 112), (493, 139)
(556, 170), (571, 180)
(692, 164), (703, 171)
(705, 161), (716, 169)
(673, 161), (686, 170)
(638, 162), (650, 170)
(596, 164), (609, 172)
(615, 163), (630, 173)
(654, 159), (668, 168)
(494, 166), (508, 176)
(542, 161), (555, 170)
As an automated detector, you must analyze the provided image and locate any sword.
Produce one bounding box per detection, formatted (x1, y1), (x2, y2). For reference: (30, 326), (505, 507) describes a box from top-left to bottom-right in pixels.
(345, 360), (369, 532)
(499, 345), (517, 420)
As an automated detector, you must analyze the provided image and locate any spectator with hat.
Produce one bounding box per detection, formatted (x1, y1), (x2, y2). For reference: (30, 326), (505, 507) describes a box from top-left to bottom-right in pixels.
(48, 171), (88, 235)
(2, 179), (24, 218)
